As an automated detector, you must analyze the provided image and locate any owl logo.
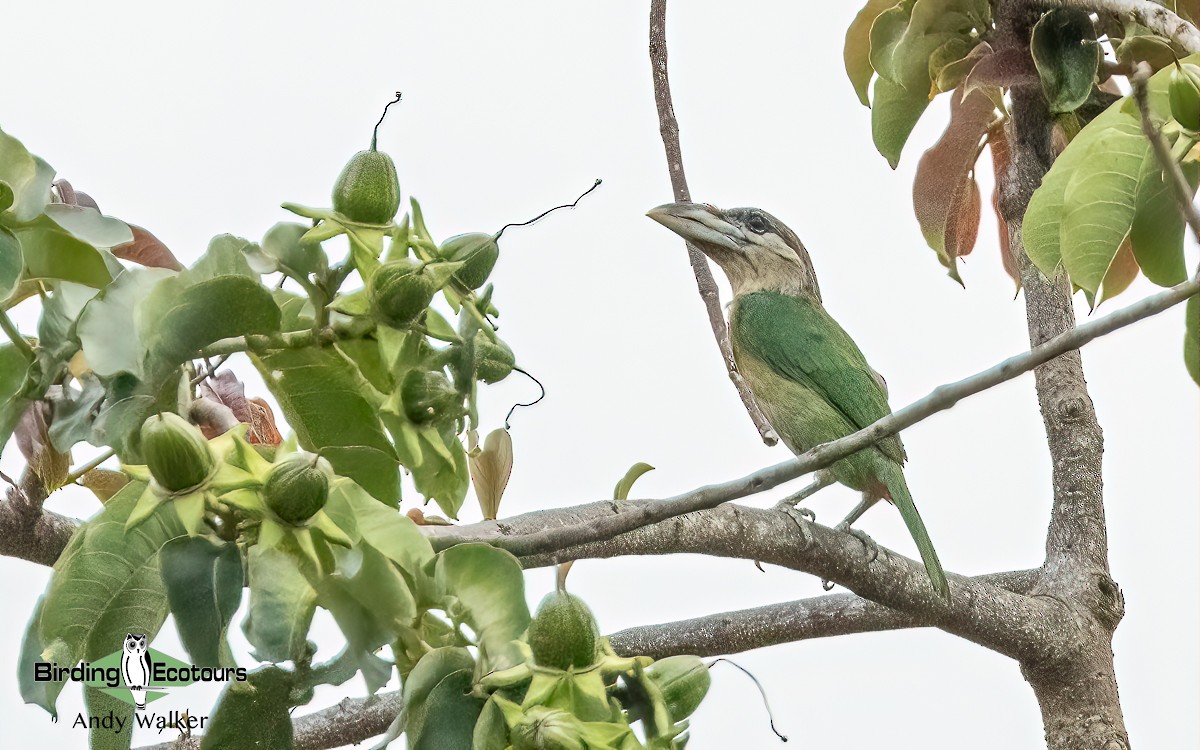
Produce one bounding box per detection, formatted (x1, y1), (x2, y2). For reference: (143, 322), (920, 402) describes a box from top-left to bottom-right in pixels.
(120, 633), (152, 710)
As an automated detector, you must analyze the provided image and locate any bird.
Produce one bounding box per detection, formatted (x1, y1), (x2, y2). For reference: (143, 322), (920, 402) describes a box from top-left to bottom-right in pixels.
(647, 201), (949, 599)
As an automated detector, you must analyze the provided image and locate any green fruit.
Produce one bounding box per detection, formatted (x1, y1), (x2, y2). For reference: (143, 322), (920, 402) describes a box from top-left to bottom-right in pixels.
(401, 369), (464, 424)
(332, 149), (401, 224)
(439, 233), (499, 289)
(1170, 64), (1200, 131)
(510, 708), (584, 750)
(141, 412), (215, 493)
(263, 452), (332, 524)
(368, 259), (437, 328)
(645, 655), (711, 721)
(473, 331), (515, 383)
(527, 592), (600, 670)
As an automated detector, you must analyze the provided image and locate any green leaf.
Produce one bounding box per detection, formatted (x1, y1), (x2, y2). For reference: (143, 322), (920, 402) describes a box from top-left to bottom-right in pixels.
(44, 204), (133, 248)
(32, 481), (183, 715)
(91, 394), (157, 462)
(871, 76), (931, 168)
(159, 536), (244, 667)
(77, 268), (175, 377)
(260, 222), (328, 276)
(1031, 9), (1100, 113)
(1131, 158), (1197, 287)
(412, 426), (470, 519)
(253, 347), (400, 505)
(1186, 295), (1199, 386)
(324, 479), (433, 573)
(1059, 122), (1153, 294)
(18, 596), (53, 715)
(405, 650), (484, 750)
(435, 544), (530, 669)
(201, 667), (296, 750)
(15, 222), (113, 288)
(187, 234), (258, 282)
(844, 0), (901, 106)
(86, 687), (134, 750)
(0, 226), (23, 301)
(0, 342), (33, 454)
(613, 461), (655, 502)
(47, 375), (107, 453)
(243, 545), (317, 663)
(0, 126), (55, 223)
(141, 275), (281, 382)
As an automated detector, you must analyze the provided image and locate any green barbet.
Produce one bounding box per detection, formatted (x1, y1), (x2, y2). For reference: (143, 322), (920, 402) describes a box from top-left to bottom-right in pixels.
(648, 202), (949, 599)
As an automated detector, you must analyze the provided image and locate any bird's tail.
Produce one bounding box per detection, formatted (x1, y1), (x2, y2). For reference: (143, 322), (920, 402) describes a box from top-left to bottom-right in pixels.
(881, 465), (949, 601)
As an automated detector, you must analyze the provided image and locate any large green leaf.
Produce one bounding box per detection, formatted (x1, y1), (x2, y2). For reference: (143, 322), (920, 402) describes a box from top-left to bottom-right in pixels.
(44, 204), (133, 249)
(140, 275), (281, 383)
(159, 536), (244, 667)
(323, 479), (432, 573)
(843, 0), (901, 106)
(187, 234), (258, 282)
(243, 546), (317, 663)
(77, 268), (175, 377)
(201, 667), (296, 750)
(1186, 295), (1199, 386)
(404, 648), (483, 750)
(252, 347), (400, 505)
(0, 342), (32, 455)
(872, 76), (931, 168)
(1059, 122), (1153, 294)
(0, 125), (55, 223)
(434, 544), (530, 669)
(1031, 9), (1100, 113)
(30, 481), (183, 716)
(15, 221), (113, 288)
(411, 426), (470, 520)
(1130, 159), (1198, 287)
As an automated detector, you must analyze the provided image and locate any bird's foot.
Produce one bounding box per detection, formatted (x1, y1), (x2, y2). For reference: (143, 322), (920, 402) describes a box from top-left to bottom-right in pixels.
(771, 470), (835, 511)
(780, 506), (816, 550)
(821, 526), (881, 591)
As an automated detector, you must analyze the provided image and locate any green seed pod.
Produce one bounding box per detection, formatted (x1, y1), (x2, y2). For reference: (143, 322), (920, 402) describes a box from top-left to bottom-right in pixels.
(509, 707), (584, 750)
(527, 592), (600, 670)
(645, 655), (711, 721)
(332, 149), (401, 224)
(439, 233), (499, 289)
(140, 412), (215, 493)
(263, 452), (332, 524)
(401, 369), (464, 425)
(368, 259), (437, 329)
(1169, 63), (1200, 131)
(473, 331), (515, 383)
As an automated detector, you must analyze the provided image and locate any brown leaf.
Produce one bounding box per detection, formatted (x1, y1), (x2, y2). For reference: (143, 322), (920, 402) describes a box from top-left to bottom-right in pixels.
(467, 428), (513, 521)
(16, 401), (71, 492)
(913, 87), (996, 274)
(246, 397), (282, 446)
(199, 371), (251, 423)
(191, 397), (239, 440)
(79, 468), (130, 503)
(1098, 238), (1140, 305)
(964, 45), (1038, 94)
(112, 225), (184, 271)
(988, 125), (1021, 289)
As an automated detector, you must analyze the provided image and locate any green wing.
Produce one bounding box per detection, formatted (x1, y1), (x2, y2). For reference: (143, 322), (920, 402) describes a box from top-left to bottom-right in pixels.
(732, 291), (906, 465)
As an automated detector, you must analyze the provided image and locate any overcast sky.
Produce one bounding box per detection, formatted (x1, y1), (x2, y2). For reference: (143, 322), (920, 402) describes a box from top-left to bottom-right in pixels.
(1, 2), (1196, 748)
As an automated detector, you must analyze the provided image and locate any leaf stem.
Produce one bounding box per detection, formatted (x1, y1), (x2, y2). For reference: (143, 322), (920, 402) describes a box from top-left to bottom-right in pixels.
(64, 449), (116, 487)
(0, 309), (34, 360)
(200, 318), (376, 358)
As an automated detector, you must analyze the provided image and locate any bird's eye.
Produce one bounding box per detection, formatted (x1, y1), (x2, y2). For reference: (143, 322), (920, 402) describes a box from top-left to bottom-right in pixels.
(747, 214), (769, 234)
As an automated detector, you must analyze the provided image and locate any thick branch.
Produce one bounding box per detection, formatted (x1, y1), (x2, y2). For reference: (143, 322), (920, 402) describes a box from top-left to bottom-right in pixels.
(433, 501), (1074, 663)
(0, 469), (77, 566)
(649, 0), (778, 446)
(1038, 0), (1200, 53)
(607, 569), (1040, 659)
(135, 690), (402, 750)
(429, 272), (1200, 562)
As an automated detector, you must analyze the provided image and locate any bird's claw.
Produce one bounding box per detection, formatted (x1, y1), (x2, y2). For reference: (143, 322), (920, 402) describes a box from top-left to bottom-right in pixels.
(781, 506), (816, 550)
(822, 526), (881, 591)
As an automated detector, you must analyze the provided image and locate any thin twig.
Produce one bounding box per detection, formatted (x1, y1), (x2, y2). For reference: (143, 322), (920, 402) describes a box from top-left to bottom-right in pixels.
(0, 309), (34, 361)
(429, 270), (1200, 559)
(200, 319), (375, 358)
(1131, 61), (1200, 241)
(64, 449), (116, 487)
(1036, 0), (1200, 54)
(649, 0), (778, 447)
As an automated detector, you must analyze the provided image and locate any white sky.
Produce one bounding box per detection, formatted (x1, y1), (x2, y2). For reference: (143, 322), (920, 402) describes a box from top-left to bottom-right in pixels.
(1, 2), (1196, 748)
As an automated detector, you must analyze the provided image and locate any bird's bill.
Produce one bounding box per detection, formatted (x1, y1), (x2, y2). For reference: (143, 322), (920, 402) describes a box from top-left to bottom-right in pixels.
(646, 201), (744, 253)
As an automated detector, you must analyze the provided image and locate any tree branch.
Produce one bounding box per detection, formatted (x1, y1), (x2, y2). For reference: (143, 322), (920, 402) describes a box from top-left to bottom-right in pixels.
(428, 271), (1200, 563)
(1037, 0), (1200, 54)
(199, 318), (375, 358)
(607, 569), (1041, 659)
(0, 468), (77, 567)
(649, 0), (778, 447)
(134, 690), (403, 750)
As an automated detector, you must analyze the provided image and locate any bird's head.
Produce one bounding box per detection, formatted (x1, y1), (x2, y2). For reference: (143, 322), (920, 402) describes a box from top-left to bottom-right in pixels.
(646, 202), (821, 300)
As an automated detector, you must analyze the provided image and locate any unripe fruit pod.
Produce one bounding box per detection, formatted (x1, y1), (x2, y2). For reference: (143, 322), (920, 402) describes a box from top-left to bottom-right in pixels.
(263, 452), (332, 524)
(401, 369), (464, 424)
(439, 233), (499, 289)
(526, 592), (600, 670)
(645, 655), (711, 721)
(473, 331), (515, 383)
(1170, 64), (1200, 131)
(509, 708), (584, 750)
(141, 412), (215, 493)
(332, 149), (401, 224)
(368, 259), (437, 329)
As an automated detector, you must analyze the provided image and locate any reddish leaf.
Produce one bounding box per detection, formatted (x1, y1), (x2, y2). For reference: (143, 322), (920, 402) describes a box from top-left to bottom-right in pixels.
(988, 124), (1021, 288)
(199, 370), (251, 423)
(246, 397), (282, 446)
(964, 45), (1038, 94)
(15, 401), (71, 491)
(112, 224), (184, 271)
(1098, 238), (1140, 305)
(913, 86), (996, 275)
